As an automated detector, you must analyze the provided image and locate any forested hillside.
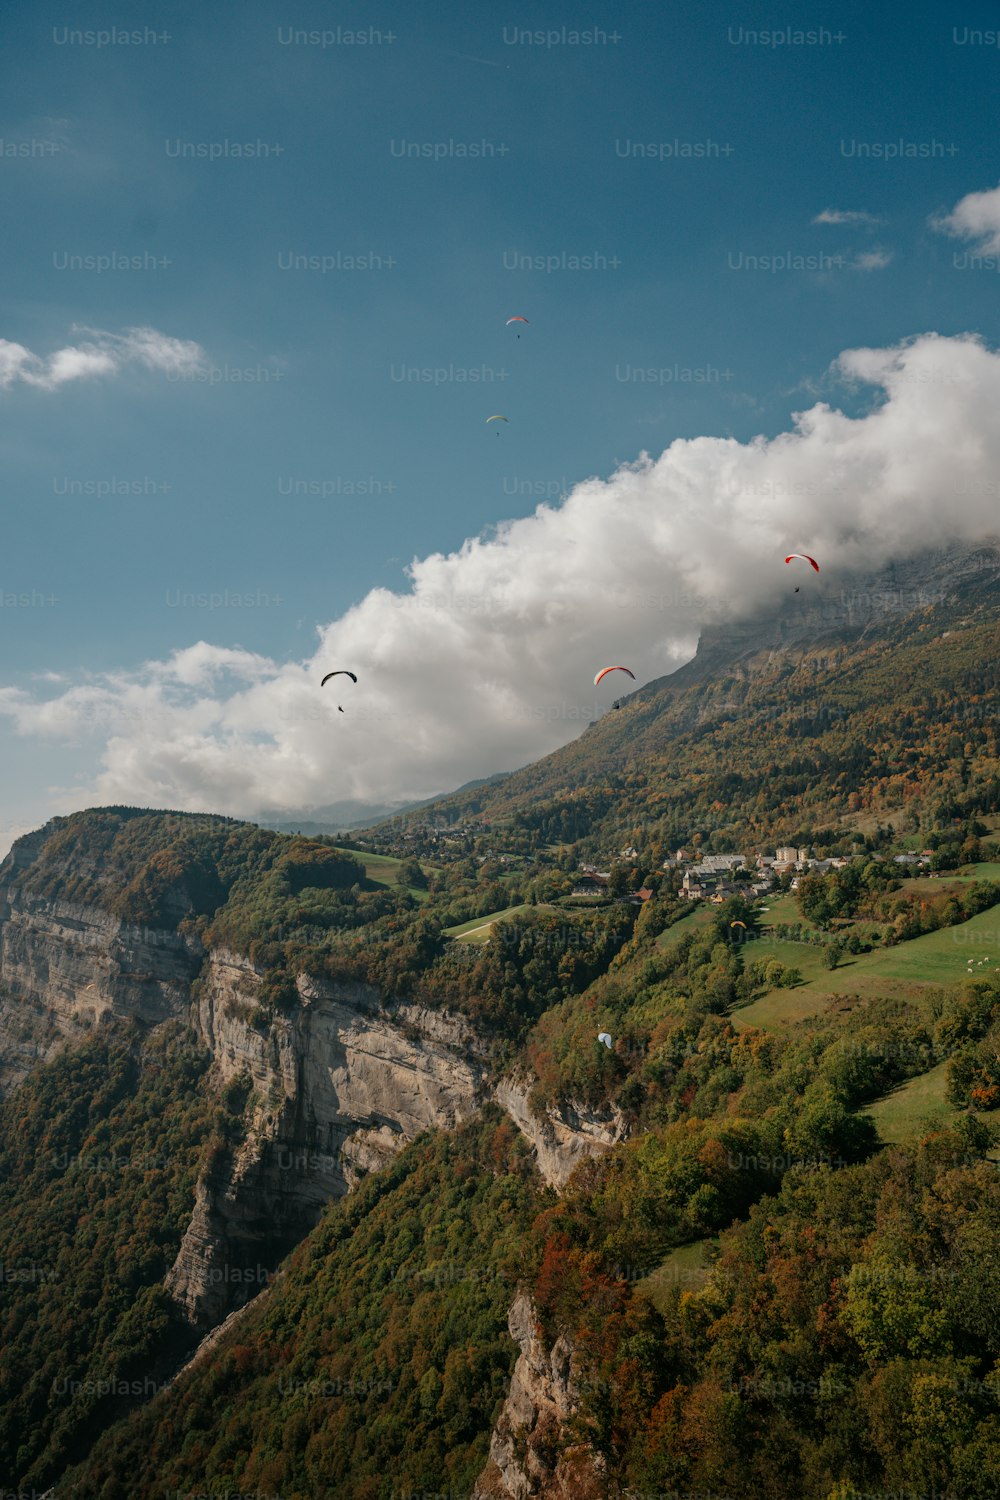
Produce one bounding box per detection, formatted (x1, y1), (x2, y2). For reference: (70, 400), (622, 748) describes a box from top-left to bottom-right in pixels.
(383, 573), (1000, 863)
(5, 566), (1000, 1496)
(60, 1113), (541, 1500)
(54, 887), (1000, 1498)
(0, 1024), (217, 1490)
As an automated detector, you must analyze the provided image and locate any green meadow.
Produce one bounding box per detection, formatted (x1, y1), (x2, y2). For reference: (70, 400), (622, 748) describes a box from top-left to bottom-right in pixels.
(862, 1061), (960, 1144)
(655, 906), (714, 949)
(635, 1237), (718, 1314)
(732, 903), (1000, 1032)
(443, 904), (536, 943)
(333, 845), (431, 901)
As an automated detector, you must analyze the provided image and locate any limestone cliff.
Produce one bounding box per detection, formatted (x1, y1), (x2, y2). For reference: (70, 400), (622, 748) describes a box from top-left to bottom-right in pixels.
(494, 1074), (630, 1191)
(472, 1291), (608, 1500)
(0, 818), (634, 1359)
(166, 953), (488, 1326)
(636, 538), (1000, 697)
(0, 887), (202, 1096)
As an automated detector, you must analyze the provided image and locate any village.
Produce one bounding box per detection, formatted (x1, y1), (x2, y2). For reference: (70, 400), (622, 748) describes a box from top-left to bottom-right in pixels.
(350, 818), (936, 908)
(571, 844), (934, 904)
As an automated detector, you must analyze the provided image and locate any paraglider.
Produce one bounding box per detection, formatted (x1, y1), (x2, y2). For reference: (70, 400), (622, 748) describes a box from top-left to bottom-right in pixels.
(506, 316), (529, 338)
(322, 670), (357, 714)
(594, 666), (636, 688)
(731, 920), (747, 930)
(597, 1032), (613, 1049)
(785, 553), (819, 572)
(487, 415), (509, 435)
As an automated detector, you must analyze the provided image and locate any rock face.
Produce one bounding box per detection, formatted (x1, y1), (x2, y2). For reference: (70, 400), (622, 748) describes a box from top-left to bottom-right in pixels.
(0, 830), (621, 1337)
(0, 865), (201, 1097)
(472, 1292), (607, 1500)
(659, 538), (1000, 691)
(0, 831), (494, 1327)
(494, 1075), (630, 1191)
(166, 955), (489, 1326)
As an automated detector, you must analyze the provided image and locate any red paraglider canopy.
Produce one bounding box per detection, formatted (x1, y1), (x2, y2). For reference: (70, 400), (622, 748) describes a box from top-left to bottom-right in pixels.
(594, 665), (636, 687)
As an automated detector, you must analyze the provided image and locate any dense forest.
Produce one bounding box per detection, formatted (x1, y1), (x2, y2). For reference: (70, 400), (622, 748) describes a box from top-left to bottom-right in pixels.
(0, 1023), (217, 1490)
(49, 889), (1000, 1498)
(59, 1112), (542, 1499)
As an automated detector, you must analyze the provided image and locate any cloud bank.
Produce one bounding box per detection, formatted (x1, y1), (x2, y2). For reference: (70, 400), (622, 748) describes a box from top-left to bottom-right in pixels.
(2, 331), (999, 825)
(0, 325), (206, 391)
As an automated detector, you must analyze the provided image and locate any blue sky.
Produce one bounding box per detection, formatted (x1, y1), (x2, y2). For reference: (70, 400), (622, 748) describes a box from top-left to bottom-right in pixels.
(4, 0), (1000, 846)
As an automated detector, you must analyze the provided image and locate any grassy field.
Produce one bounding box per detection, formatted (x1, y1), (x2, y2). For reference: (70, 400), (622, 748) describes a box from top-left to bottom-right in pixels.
(655, 906), (714, 949)
(861, 1061), (959, 1144)
(333, 846), (431, 901)
(336, 845), (404, 870)
(443, 904), (536, 943)
(634, 1238), (718, 1313)
(955, 861), (1000, 882)
(749, 935), (830, 981)
(759, 891), (820, 930)
(898, 861), (1000, 891)
(732, 876), (1000, 1155)
(733, 903), (1000, 1032)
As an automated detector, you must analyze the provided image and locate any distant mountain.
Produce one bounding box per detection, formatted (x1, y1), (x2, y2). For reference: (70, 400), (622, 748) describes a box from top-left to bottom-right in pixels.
(263, 544), (1000, 850)
(383, 540), (1000, 853)
(257, 776), (512, 837)
(256, 799), (414, 834)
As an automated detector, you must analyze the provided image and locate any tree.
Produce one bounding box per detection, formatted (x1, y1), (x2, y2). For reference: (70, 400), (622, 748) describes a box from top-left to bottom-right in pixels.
(397, 857), (428, 890)
(842, 1258), (950, 1362)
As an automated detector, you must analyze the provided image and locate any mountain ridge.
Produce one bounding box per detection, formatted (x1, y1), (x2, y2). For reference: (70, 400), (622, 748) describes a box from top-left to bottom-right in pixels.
(369, 539), (1000, 854)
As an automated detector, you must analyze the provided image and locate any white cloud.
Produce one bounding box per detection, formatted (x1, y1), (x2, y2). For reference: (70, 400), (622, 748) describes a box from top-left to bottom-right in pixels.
(3, 332), (1000, 825)
(0, 324), (206, 392)
(813, 208), (883, 227)
(848, 249), (893, 272)
(45, 346), (118, 385)
(932, 182), (1000, 253)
